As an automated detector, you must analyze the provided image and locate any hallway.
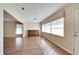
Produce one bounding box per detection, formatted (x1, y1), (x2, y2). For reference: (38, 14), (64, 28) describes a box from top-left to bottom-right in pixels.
(4, 36), (70, 55)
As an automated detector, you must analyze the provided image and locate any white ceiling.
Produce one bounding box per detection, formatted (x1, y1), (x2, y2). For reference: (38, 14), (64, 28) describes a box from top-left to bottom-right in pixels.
(3, 3), (67, 22)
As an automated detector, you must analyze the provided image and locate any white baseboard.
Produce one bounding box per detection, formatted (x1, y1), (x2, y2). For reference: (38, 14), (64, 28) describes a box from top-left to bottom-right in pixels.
(49, 40), (73, 54)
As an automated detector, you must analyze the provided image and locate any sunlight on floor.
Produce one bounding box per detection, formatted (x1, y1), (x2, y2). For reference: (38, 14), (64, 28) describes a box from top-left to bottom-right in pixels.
(16, 37), (22, 48)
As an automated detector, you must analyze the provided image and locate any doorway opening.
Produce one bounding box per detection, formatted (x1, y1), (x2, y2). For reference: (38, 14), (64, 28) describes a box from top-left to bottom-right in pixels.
(16, 23), (23, 37)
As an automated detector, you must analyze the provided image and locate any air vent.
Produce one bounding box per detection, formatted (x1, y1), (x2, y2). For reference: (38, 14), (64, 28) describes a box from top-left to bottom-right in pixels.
(33, 18), (38, 22)
(33, 18), (37, 20)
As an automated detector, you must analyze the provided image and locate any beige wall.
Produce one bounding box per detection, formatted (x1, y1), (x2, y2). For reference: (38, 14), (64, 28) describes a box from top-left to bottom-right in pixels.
(4, 21), (16, 37)
(24, 22), (40, 36)
(40, 4), (79, 54)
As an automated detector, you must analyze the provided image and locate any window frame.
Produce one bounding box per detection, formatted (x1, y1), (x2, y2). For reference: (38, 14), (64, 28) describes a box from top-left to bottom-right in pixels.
(42, 17), (64, 37)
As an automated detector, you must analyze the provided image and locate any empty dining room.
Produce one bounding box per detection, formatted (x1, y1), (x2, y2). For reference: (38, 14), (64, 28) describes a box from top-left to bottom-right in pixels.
(0, 3), (79, 55)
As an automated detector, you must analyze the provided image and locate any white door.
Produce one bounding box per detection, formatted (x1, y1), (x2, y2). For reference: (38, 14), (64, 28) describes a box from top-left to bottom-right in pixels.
(74, 9), (79, 54)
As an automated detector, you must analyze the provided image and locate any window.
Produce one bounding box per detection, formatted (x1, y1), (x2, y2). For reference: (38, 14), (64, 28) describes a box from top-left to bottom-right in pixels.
(42, 17), (64, 37)
(16, 24), (23, 34)
(42, 23), (51, 33)
(50, 18), (64, 37)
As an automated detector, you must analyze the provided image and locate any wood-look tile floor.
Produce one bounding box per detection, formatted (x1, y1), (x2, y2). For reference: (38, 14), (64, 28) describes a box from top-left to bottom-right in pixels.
(4, 36), (71, 55)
